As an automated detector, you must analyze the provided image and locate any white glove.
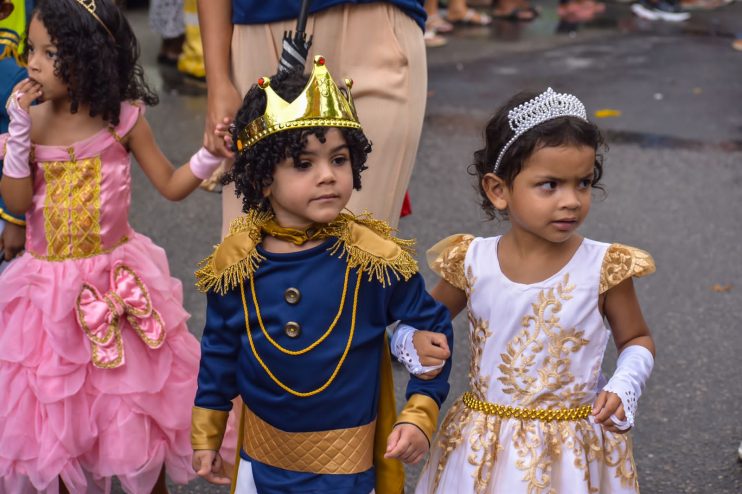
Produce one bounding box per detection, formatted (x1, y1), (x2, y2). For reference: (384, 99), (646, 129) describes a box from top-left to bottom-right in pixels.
(389, 323), (445, 376)
(602, 345), (654, 430)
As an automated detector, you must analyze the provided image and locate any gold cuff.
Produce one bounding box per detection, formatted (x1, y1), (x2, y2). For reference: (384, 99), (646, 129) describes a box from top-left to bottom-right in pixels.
(0, 207), (26, 226)
(191, 406), (229, 451)
(394, 394), (439, 444)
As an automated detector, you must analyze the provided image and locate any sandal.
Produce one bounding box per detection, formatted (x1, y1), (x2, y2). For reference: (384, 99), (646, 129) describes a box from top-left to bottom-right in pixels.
(492, 5), (540, 22)
(426, 13), (454, 33)
(445, 8), (492, 26)
(424, 28), (448, 48)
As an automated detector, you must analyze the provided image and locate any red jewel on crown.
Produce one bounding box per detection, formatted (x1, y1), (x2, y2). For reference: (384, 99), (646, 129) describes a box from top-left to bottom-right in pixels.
(317, 56), (326, 66)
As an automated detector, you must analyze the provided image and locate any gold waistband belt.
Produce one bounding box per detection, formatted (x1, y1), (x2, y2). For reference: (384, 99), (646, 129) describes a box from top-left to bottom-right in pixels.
(242, 405), (375, 474)
(462, 392), (593, 421)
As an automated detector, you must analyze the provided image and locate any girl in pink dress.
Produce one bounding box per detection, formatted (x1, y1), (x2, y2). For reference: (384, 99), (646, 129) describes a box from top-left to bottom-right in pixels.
(0, 0), (223, 492)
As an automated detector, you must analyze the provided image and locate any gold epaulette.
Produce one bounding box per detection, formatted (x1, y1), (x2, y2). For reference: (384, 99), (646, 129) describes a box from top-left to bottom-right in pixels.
(324, 212), (418, 286)
(195, 210), (418, 295)
(195, 210), (271, 295)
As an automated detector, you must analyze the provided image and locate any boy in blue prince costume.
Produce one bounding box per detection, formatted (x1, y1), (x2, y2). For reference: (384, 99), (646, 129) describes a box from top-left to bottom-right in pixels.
(191, 56), (453, 493)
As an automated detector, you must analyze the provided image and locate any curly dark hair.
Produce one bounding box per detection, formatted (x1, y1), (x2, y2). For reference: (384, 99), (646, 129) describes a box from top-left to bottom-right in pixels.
(471, 90), (607, 221)
(23, 0), (158, 126)
(224, 69), (372, 213)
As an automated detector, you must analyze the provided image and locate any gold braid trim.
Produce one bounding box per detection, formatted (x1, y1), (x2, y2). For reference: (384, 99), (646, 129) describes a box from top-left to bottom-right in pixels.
(195, 210), (418, 294)
(195, 210), (271, 294)
(0, 34), (22, 65)
(325, 212), (418, 286)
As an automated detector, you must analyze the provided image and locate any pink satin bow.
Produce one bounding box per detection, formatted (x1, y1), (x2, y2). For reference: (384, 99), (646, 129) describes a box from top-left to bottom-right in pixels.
(75, 263), (166, 368)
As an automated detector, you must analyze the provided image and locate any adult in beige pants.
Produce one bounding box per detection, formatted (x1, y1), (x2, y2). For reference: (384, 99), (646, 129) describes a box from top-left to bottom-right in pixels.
(197, 1), (427, 235)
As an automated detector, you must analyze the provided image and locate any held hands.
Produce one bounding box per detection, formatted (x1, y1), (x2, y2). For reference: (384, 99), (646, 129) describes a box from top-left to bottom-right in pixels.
(11, 79), (43, 112)
(192, 450), (232, 485)
(0, 222), (26, 262)
(204, 81), (241, 158)
(384, 423), (429, 465)
(592, 390), (630, 434)
(413, 330), (450, 380)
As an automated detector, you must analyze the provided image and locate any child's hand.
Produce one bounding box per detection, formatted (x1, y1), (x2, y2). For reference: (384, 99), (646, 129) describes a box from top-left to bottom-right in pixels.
(11, 79), (43, 112)
(592, 390), (630, 434)
(412, 330), (450, 380)
(213, 117), (234, 149)
(0, 222), (26, 261)
(192, 449), (232, 485)
(384, 423), (429, 464)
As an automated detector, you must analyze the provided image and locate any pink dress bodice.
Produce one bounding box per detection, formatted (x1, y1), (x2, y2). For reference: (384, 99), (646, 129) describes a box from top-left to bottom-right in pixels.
(3, 102), (141, 261)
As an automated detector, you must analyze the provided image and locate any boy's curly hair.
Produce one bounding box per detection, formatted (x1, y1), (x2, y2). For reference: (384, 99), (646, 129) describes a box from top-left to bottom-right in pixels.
(24, 0), (158, 125)
(224, 69), (372, 213)
(471, 90), (607, 221)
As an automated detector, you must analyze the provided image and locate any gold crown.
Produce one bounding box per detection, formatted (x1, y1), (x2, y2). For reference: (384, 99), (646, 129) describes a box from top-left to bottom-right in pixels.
(236, 55), (362, 151)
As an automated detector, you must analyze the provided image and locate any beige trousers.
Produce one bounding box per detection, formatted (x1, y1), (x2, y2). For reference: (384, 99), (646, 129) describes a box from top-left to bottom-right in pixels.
(223, 3), (427, 235)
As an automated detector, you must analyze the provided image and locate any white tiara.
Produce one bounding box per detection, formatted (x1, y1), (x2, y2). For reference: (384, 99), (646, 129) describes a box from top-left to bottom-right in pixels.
(492, 88), (588, 174)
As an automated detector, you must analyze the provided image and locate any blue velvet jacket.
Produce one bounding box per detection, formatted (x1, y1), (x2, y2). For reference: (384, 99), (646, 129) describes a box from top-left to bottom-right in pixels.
(192, 213), (453, 494)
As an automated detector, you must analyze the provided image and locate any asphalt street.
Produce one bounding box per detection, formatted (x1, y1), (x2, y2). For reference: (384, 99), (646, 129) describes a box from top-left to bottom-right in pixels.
(117, 3), (742, 493)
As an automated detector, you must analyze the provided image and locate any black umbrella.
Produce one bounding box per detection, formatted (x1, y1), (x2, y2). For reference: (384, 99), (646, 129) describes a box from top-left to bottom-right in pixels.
(277, 0), (313, 73)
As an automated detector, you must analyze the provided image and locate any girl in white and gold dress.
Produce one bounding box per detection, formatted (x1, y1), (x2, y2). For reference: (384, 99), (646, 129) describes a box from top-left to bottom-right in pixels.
(395, 88), (657, 494)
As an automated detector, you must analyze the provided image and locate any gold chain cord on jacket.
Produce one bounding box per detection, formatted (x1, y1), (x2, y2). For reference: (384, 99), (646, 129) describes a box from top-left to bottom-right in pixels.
(250, 264), (352, 356)
(240, 270), (362, 398)
(462, 392), (593, 421)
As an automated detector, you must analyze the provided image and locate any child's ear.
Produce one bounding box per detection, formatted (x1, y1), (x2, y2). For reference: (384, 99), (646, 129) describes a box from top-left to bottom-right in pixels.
(482, 173), (508, 211)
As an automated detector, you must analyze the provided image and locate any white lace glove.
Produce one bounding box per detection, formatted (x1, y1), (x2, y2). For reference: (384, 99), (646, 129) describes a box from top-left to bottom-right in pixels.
(4, 92), (32, 179)
(389, 323), (445, 376)
(602, 345), (654, 430)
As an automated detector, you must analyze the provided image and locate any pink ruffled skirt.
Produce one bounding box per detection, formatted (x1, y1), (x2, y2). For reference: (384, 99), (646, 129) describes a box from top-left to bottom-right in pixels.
(0, 233), (199, 493)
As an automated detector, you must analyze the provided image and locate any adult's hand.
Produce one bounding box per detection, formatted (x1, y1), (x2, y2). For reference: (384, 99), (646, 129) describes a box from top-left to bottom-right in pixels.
(204, 80), (242, 159)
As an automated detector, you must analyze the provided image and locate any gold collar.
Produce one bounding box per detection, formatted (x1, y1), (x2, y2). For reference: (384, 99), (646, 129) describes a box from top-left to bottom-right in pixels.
(260, 219), (329, 246)
(196, 209), (418, 295)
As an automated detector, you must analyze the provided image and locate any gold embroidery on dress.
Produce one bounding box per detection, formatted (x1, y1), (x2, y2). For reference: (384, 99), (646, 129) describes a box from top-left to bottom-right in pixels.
(496, 273), (637, 493)
(431, 266), (500, 493)
(42, 157), (103, 260)
(599, 244), (656, 294)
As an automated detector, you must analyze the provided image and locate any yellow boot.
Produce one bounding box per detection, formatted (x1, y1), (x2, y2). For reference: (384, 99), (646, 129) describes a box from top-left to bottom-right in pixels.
(177, 0), (205, 80)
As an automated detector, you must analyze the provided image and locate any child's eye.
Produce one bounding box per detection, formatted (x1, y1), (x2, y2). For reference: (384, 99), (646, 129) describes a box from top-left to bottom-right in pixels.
(578, 178), (593, 189)
(46, 50), (57, 59)
(332, 155), (349, 166)
(295, 160), (312, 170)
(538, 181), (557, 191)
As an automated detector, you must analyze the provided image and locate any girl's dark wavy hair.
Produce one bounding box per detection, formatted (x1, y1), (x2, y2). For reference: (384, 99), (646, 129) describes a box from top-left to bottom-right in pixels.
(224, 69), (372, 213)
(23, 0), (158, 125)
(471, 90), (607, 221)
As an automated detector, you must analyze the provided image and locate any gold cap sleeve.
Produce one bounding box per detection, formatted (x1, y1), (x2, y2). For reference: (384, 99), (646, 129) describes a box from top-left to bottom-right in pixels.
(191, 406), (230, 451)
(599, 243), (656, 294)
(426, 234), (475, 291)
(394, 393), (440, 445)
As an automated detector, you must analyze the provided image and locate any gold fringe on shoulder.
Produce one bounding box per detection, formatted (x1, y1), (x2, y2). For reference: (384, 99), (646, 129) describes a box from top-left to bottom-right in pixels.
(599, 243), (656, 294)
(195, 210), (272, 294)
(325, 212), (418, 286)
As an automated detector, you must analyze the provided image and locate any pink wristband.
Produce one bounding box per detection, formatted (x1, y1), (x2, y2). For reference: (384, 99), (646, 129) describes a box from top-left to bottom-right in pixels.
(189, 147), (222, 180)
(4, 92), (32, 179)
